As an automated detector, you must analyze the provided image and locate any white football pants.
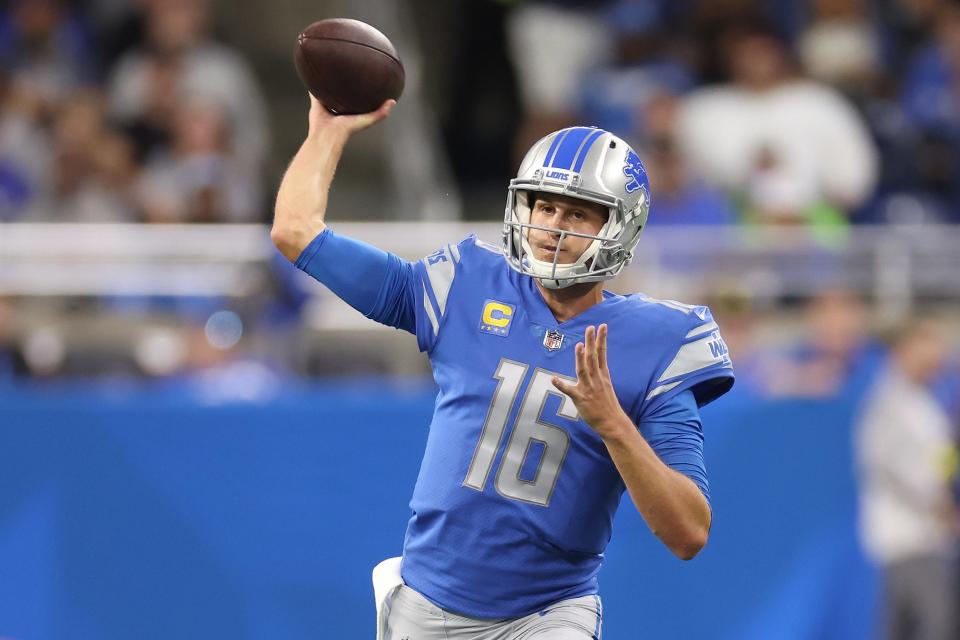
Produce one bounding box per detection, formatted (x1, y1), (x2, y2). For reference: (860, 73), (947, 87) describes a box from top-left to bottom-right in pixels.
(373, 557), (602, 640)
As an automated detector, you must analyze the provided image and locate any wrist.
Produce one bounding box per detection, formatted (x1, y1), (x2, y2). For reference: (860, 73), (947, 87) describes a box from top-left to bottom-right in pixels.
(307, 125), (350, 148)
(594, 409), (635, 443)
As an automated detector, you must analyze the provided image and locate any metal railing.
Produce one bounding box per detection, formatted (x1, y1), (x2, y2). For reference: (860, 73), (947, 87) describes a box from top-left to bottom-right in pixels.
(2, 222), (958, 324)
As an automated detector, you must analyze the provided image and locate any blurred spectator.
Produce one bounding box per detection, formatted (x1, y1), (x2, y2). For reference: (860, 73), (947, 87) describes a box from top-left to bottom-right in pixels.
(642, 95), (737, 226)
(25, 89), (138, 221)
(677, 21), (878, 227)
(507, 1), (612, 160)
(878, 0), (950, 73)
(135, 98), (259, 223)
(575, 0), (697, 139)
(890, 2), (960, 222)
(795, 0), (930, 227)
(900, 3), (960, 141)
(39, 90), (104, 220)
(78, 126), (140, 221)
(0, 0), (97, 106)
(797, 0), (883, 96)
(759, 289), (883, 397)
(0, 71), (52, 220)
(111, 50), (179, 165)
(107, 0), (268, 178)
(645, 134), (737, 226)
(856, 319), (958, 640)
(682, 0), (791, 83)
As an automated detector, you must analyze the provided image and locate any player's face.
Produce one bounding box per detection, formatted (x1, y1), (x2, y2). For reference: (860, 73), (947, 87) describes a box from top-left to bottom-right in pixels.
(528, 194), (608, 264)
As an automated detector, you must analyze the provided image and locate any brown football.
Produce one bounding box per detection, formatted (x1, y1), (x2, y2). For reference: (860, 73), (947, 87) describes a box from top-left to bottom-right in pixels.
(294, 18), (405, 115)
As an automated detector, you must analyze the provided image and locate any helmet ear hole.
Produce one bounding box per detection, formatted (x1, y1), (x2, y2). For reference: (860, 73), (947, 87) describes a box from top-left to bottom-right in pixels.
(526, 191), (548, 215)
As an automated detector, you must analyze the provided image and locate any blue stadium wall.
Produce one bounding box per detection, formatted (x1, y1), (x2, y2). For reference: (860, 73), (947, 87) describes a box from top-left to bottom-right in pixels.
(0, 379), (879, 639)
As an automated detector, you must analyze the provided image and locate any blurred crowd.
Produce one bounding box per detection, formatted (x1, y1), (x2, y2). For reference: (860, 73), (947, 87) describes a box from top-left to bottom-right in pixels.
(507, 0), (960, 229)
(5, 0), (960, 228)
(0, 0), (267, 224)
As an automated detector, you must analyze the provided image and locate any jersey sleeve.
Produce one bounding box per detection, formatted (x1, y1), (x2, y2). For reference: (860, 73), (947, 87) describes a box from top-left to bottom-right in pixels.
(295, 228), (419, 333)
(642, 305), (735, 417)
(640, 389), (710, 504)
(412, 235), (476, 353)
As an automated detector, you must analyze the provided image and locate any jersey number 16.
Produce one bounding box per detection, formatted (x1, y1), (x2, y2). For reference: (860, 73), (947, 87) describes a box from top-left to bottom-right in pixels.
(462, 358), (579, 507)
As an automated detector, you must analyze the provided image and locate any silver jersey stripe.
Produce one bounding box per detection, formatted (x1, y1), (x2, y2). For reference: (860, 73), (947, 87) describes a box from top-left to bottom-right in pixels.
(449, 242), (460, 264)
(685, 321), (719, 339)
(475, 239), (503, 254)
(657, 333), (723, 382)
(422, 250), (456, 316)
(422, 282), (439, 336)
(646, 380), (682, 401)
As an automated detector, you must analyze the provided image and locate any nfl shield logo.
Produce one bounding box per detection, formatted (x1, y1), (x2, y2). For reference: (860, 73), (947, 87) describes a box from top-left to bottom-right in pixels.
(543, 329), (564, 351)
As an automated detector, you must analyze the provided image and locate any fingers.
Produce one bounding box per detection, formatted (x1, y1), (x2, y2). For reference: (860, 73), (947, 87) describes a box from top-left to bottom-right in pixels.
(576, 325), (600, 384)
(307, 93), (395, 114)
(573, 342), (586, 380)
(557, 325), (609, 398)
(551, 376), (574, 397)
(307, 95), (396, 137)
(585, 325), (600, 374)
(597, 324), (608, 371)
(347, 98), (395, 130)
(579, 330), (590, 383)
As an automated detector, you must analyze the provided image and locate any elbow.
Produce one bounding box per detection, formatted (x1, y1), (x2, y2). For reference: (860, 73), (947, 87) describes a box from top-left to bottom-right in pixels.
(270, 224), (303, 263)
(269, 224), (289, 249)
(271, 218), (324, 263)
(668, 526), (709, 561)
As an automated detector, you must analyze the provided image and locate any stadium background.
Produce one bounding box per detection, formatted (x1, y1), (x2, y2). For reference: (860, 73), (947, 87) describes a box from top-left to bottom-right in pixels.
(1, 0), (958, 638)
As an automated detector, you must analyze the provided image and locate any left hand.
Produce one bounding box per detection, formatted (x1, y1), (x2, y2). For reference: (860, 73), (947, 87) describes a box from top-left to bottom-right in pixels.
(552, 324), (630, 439)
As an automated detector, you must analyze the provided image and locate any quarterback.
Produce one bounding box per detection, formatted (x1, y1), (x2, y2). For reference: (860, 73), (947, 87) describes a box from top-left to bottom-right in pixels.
(272, 97), (734, 639)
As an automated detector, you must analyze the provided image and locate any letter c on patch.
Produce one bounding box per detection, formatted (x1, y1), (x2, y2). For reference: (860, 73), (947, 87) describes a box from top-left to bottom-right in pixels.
(482, 302), (513, 327)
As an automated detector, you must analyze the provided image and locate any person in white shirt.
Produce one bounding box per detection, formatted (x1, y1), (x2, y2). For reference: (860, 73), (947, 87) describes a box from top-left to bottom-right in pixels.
(856, 319), (958, 640)
(677, 22), (877, 224)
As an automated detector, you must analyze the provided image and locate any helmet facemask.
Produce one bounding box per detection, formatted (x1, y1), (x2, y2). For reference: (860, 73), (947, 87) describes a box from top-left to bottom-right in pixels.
(504, 188), (631, 289)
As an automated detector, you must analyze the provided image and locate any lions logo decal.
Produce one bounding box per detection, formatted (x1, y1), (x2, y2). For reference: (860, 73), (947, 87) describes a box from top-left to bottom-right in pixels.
(623, 150), (646, 193)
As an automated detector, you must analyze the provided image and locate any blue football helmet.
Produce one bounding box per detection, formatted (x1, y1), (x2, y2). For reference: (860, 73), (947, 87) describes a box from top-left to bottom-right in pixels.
(503, 126), (651, 289)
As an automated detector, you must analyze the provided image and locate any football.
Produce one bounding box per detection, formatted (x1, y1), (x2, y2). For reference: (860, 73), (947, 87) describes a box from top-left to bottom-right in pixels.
(294, 18), (405, 115)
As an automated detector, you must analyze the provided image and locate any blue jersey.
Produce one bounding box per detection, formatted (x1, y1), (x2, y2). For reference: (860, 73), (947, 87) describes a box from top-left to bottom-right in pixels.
(295, 229), (733, 617)
(396, 235), (734, 617)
